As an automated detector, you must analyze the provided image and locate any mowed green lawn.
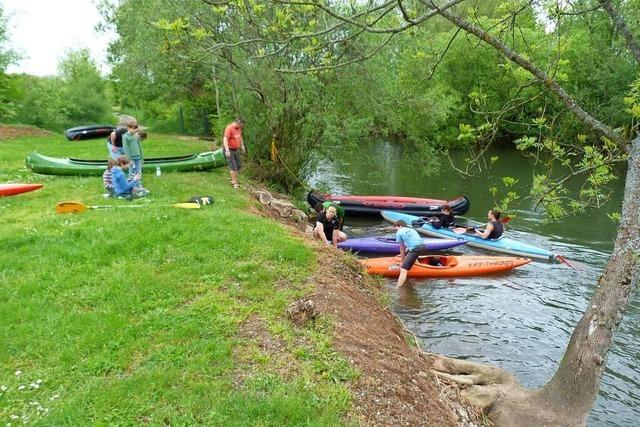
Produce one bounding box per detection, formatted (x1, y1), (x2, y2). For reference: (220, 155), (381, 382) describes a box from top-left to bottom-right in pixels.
(0, 131), (356, 425)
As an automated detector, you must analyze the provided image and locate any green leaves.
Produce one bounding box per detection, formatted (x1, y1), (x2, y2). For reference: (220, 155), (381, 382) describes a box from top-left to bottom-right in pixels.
(502, 176), (518, 187)
(5, 49), (112, 131)
(489, 176), (520, 212)
(514, 136), (538, 151)
(457, 124), (475, 142)
(531, 174), (565, 220)
(625, 77), (640, 119)
(0, 4), (18, 72)
(0, 4), (19, 121)
(607, 212), (621, 223)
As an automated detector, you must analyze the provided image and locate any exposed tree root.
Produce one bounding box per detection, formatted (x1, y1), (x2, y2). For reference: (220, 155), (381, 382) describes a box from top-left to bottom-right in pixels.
(430, 354), (583, 427)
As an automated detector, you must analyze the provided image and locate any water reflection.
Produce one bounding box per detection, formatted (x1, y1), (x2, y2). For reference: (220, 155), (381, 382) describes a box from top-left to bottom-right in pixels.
(396, 285), (423, 310)
(307, 142), (637, 427)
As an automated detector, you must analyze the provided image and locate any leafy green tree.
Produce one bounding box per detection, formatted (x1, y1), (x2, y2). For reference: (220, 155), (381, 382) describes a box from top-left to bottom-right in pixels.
(10, 50), (112, 131)
(102, 0), (409, 190)
(58, 49), (112, 125)
(0, 4), (19, 121)
(12, 75), (69, 130)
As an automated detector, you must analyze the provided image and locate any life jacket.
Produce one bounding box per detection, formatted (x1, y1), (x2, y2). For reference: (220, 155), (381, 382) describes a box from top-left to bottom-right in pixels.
(487, 221), (504, 239)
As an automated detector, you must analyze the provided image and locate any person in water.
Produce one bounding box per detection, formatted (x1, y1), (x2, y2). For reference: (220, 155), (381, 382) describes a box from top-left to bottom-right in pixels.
(428, 204), (455, 229)
(475, 209), (504, 239)
(393, 220), (430, 287)
(314, 205), (347, 247)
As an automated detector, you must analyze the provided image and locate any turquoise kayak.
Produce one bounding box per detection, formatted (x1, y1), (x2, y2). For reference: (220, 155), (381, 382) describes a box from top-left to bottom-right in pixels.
(381, 210), (556, 261)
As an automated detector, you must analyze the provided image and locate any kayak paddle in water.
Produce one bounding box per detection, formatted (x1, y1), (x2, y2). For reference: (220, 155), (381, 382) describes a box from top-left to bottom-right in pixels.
(383, 210), (558, 262)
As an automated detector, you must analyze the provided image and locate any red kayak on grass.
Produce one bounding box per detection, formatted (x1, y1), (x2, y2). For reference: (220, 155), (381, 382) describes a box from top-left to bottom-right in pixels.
(0, 184), (44, 197)
(307, 190), (470, 216)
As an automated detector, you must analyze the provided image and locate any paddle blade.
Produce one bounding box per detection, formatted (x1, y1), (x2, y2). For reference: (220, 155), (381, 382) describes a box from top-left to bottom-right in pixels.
(172, 202), (201, 210)
(557, 255), (578, 270)
(188, 195), (214, 206)
(500, 216), (512, 224)
(452, 226), (475, 234)
(55, 201), (88, 214)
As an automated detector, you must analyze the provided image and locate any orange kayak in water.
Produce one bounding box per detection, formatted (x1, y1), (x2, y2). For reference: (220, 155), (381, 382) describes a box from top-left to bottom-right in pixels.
(360, 255), (531, 278)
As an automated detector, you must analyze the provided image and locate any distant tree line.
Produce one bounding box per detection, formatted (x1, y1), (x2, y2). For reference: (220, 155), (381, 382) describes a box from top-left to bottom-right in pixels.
(0, 6), (113, 131)
(1, 1), (638, 195)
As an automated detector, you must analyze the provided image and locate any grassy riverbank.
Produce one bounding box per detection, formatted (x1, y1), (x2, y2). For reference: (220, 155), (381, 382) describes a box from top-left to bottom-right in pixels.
(0, 129), (357, 425)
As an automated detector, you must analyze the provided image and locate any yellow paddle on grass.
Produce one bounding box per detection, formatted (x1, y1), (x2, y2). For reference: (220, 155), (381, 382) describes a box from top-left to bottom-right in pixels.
(55, 200), (201, 214)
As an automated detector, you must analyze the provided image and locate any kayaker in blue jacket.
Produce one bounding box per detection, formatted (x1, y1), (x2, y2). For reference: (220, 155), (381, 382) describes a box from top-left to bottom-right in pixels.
(475, 209), (504, 240)
(112, 156), (149, 198)
(393, 220), (430, 287)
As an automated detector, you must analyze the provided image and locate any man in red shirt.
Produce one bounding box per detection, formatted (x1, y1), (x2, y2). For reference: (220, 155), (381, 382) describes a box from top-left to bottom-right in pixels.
(223, 117), (246, 188)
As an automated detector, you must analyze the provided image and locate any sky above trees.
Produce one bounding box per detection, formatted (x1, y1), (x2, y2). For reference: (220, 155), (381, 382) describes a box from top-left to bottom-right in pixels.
(4, 0), (112, 76)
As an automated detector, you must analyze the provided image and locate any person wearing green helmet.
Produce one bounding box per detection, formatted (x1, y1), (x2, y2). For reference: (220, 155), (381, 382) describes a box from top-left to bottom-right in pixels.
(313, 204), (347, 247)
(315, 201), (345, 230)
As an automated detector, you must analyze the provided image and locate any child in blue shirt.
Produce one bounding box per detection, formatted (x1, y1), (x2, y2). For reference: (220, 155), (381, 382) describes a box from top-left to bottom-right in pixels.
(112, 156), (149, 198)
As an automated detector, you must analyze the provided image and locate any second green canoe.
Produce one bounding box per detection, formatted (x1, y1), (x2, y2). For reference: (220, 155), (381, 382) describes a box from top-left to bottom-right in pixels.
(25, 150), (227, 176)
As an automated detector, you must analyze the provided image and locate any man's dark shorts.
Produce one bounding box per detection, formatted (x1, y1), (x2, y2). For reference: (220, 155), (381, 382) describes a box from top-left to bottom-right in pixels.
(227, 149), (241, 172)
(401, 244), (428, 270)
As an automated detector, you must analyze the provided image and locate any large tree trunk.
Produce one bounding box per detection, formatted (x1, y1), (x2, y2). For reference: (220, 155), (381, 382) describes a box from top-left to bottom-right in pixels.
(598, 0), (640, 64)
(212, 62), (221, 120)
(432, 136), (640, 426)
(424, 2), (640, 424)
(537, 135), (640, 420)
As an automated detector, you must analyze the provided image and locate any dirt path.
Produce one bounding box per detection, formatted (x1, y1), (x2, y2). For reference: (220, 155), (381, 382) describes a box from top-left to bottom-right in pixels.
(0, 124), (52, 140)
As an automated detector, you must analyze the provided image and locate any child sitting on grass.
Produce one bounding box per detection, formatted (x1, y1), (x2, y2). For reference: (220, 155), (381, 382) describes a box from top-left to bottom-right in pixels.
(112, 156), (150, 198)
(102, 158), (116, 197)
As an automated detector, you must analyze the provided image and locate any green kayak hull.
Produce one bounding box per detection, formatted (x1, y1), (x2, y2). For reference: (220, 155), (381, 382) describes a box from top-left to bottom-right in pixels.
(25, 150), (227, 176)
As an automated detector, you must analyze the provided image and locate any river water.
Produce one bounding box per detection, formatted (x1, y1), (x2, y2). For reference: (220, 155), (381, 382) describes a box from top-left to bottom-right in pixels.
(306, 142), (638, 426)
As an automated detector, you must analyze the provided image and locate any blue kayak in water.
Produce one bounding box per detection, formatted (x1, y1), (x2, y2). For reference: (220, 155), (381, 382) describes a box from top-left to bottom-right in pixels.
(337, 236), (466, 255)
(381, 210), (556, 261)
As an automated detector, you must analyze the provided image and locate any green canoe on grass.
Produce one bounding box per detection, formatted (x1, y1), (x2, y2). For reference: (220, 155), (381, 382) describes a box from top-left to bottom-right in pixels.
(25, 150), (227, 176)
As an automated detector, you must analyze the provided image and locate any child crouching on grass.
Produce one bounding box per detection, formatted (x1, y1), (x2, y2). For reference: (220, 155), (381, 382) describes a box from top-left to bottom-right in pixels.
(112, 156), (150, 198)
(102, 158), (116, 197)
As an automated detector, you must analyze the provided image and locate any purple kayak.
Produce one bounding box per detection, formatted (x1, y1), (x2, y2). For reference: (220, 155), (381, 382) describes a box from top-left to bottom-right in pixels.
(338, 236), (466, 254)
